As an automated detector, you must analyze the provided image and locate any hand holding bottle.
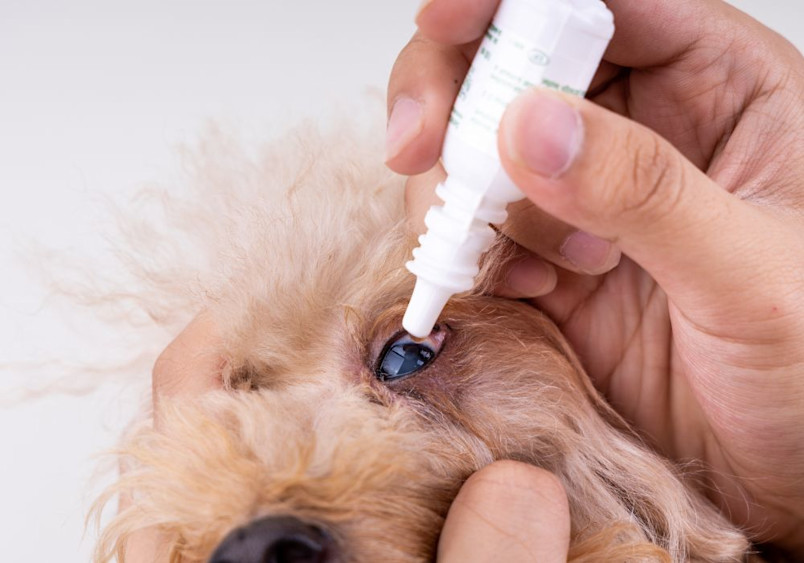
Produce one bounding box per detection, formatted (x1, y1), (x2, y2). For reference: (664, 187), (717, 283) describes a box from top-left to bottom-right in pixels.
(402, 0), (614, 338)
(390, 0), (804, 554)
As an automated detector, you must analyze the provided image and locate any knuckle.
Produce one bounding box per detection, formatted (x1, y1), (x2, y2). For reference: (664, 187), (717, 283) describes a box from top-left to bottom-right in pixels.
(389, 31), (467, 94)
(388, 33), (426, 92)
(616, 129), (686, 223)
(400, 31), (430, 59)
(390, 32), (432, 77)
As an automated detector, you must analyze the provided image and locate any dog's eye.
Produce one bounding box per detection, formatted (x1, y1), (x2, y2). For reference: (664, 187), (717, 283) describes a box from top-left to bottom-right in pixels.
(376, 326), (445, 382)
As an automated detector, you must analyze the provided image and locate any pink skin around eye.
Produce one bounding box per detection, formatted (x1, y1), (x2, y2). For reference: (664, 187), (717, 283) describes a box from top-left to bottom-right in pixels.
(423, 326), (447, 350)
(404, 324), (447, 350)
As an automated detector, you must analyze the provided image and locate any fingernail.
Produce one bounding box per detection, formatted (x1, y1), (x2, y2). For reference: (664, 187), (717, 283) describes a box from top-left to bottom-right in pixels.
(386, 97), (424, 162)
(560, 231), (616, 273)
(505, 91), (582, 178)
(506, 256), (556, 297)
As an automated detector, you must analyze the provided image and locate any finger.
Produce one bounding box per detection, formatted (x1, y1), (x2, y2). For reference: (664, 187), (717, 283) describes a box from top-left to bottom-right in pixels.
(404, 162), (447, 234)
(123, 315), (221, 559)
(503, 198), (621, 275)
(438, 461), (570, 563)
(416, 0), (735, 70)
(386, 32), (469, 174)
(498, 88), (791, 318)
(152, 313), (224, 426)
(603, 0), (779, 69)
(118, 463), (171, 561)
(416, 0), (501, 46)
(493, 246), (558, 299)
(602, 0), (713, 67)
(123, 528), (171, 563)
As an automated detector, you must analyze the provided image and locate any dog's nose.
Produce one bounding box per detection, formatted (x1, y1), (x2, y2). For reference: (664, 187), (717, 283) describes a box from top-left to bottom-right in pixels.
(209, 516), (333, 563)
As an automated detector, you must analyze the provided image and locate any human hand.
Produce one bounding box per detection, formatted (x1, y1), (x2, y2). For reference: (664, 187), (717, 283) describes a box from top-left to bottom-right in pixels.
(121, 314), (225, 563)
(390, 0), (804, 553)
(437, 461), (570, 563)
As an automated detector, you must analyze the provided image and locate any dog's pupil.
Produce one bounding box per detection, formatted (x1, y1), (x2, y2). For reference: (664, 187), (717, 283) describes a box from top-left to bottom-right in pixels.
(377, 342), (435, 381)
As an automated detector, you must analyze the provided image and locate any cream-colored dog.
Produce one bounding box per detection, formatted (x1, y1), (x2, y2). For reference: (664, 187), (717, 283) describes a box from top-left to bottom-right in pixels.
(91, 117), (753, 562)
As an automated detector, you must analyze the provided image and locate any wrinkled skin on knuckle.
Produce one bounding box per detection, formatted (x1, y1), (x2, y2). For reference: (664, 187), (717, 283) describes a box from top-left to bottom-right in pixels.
(568, 134), (626, 230)
(611, 129), (686, 229)
(389, 32), (465, 95)
(387, 33), (425, 99)
(388, 33), (450, 99)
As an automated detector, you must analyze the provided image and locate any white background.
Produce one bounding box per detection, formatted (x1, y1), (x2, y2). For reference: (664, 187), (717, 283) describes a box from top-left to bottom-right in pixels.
(0, 1), (801, 560)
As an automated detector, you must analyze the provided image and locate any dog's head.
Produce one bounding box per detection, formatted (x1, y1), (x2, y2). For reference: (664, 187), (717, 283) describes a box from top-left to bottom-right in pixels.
(93, 119), (748, 562)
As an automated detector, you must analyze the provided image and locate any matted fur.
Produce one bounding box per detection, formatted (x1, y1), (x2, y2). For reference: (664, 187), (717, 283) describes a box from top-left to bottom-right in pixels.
(90, 114), (754, 562)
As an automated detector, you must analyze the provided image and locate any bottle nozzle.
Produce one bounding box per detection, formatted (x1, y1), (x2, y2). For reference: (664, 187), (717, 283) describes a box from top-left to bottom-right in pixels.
(402, 176), (513, 338)
(402, 279), (453, 339)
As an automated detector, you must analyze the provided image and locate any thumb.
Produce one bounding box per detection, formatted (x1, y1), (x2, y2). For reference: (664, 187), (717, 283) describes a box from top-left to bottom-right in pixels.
(498, 89), (773, 315)
(437, 461), (570, 563)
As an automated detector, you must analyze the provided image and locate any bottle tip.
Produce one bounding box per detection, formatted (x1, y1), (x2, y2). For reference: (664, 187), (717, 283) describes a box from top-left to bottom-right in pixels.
(402, 279), (453, 339)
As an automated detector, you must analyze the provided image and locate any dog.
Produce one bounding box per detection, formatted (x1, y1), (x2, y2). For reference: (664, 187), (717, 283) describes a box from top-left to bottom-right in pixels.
(89, 114), (754, 562)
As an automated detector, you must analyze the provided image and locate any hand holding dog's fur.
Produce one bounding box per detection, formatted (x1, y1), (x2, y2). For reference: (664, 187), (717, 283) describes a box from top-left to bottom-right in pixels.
(391, 0), (804, 553)
(437, 461), (571, 562)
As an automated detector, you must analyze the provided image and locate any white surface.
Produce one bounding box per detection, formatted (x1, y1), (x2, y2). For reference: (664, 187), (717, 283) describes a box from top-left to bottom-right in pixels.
(0, 1), (800, 561)
(0, 1), (417, 559)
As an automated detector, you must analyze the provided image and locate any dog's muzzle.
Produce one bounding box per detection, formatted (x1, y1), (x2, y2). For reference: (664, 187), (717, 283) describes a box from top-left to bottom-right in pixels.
(208, 515), (333, 563)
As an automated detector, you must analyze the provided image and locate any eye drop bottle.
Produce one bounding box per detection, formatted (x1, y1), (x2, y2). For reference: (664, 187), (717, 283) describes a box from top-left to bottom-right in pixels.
(402, 0), (615, 338)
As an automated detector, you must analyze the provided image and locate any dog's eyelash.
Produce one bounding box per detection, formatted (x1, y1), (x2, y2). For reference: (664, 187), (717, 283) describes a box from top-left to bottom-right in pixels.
(375, 326), (445, 382)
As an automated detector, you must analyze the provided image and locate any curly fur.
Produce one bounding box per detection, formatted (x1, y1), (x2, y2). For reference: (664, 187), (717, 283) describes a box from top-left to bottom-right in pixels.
(89, 112), (754, 562)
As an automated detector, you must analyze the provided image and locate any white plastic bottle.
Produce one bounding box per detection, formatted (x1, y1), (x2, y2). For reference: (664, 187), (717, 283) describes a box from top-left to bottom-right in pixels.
(402, 0), (615, 338)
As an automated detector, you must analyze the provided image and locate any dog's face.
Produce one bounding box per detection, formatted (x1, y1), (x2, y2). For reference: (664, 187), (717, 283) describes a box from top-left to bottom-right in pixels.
(115, 298), (590, 562)
(93, 121), (748, 562)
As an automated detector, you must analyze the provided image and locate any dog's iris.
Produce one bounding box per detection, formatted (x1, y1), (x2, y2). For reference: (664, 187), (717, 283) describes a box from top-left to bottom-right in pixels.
(376, 327), (443, 381)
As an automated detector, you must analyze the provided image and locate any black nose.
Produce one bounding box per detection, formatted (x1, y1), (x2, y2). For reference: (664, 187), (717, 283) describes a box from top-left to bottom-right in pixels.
(209, 516), (333, 563)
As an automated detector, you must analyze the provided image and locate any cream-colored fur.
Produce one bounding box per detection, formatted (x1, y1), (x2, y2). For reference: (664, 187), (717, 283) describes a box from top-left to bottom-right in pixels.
(90, 115), (753, 562)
